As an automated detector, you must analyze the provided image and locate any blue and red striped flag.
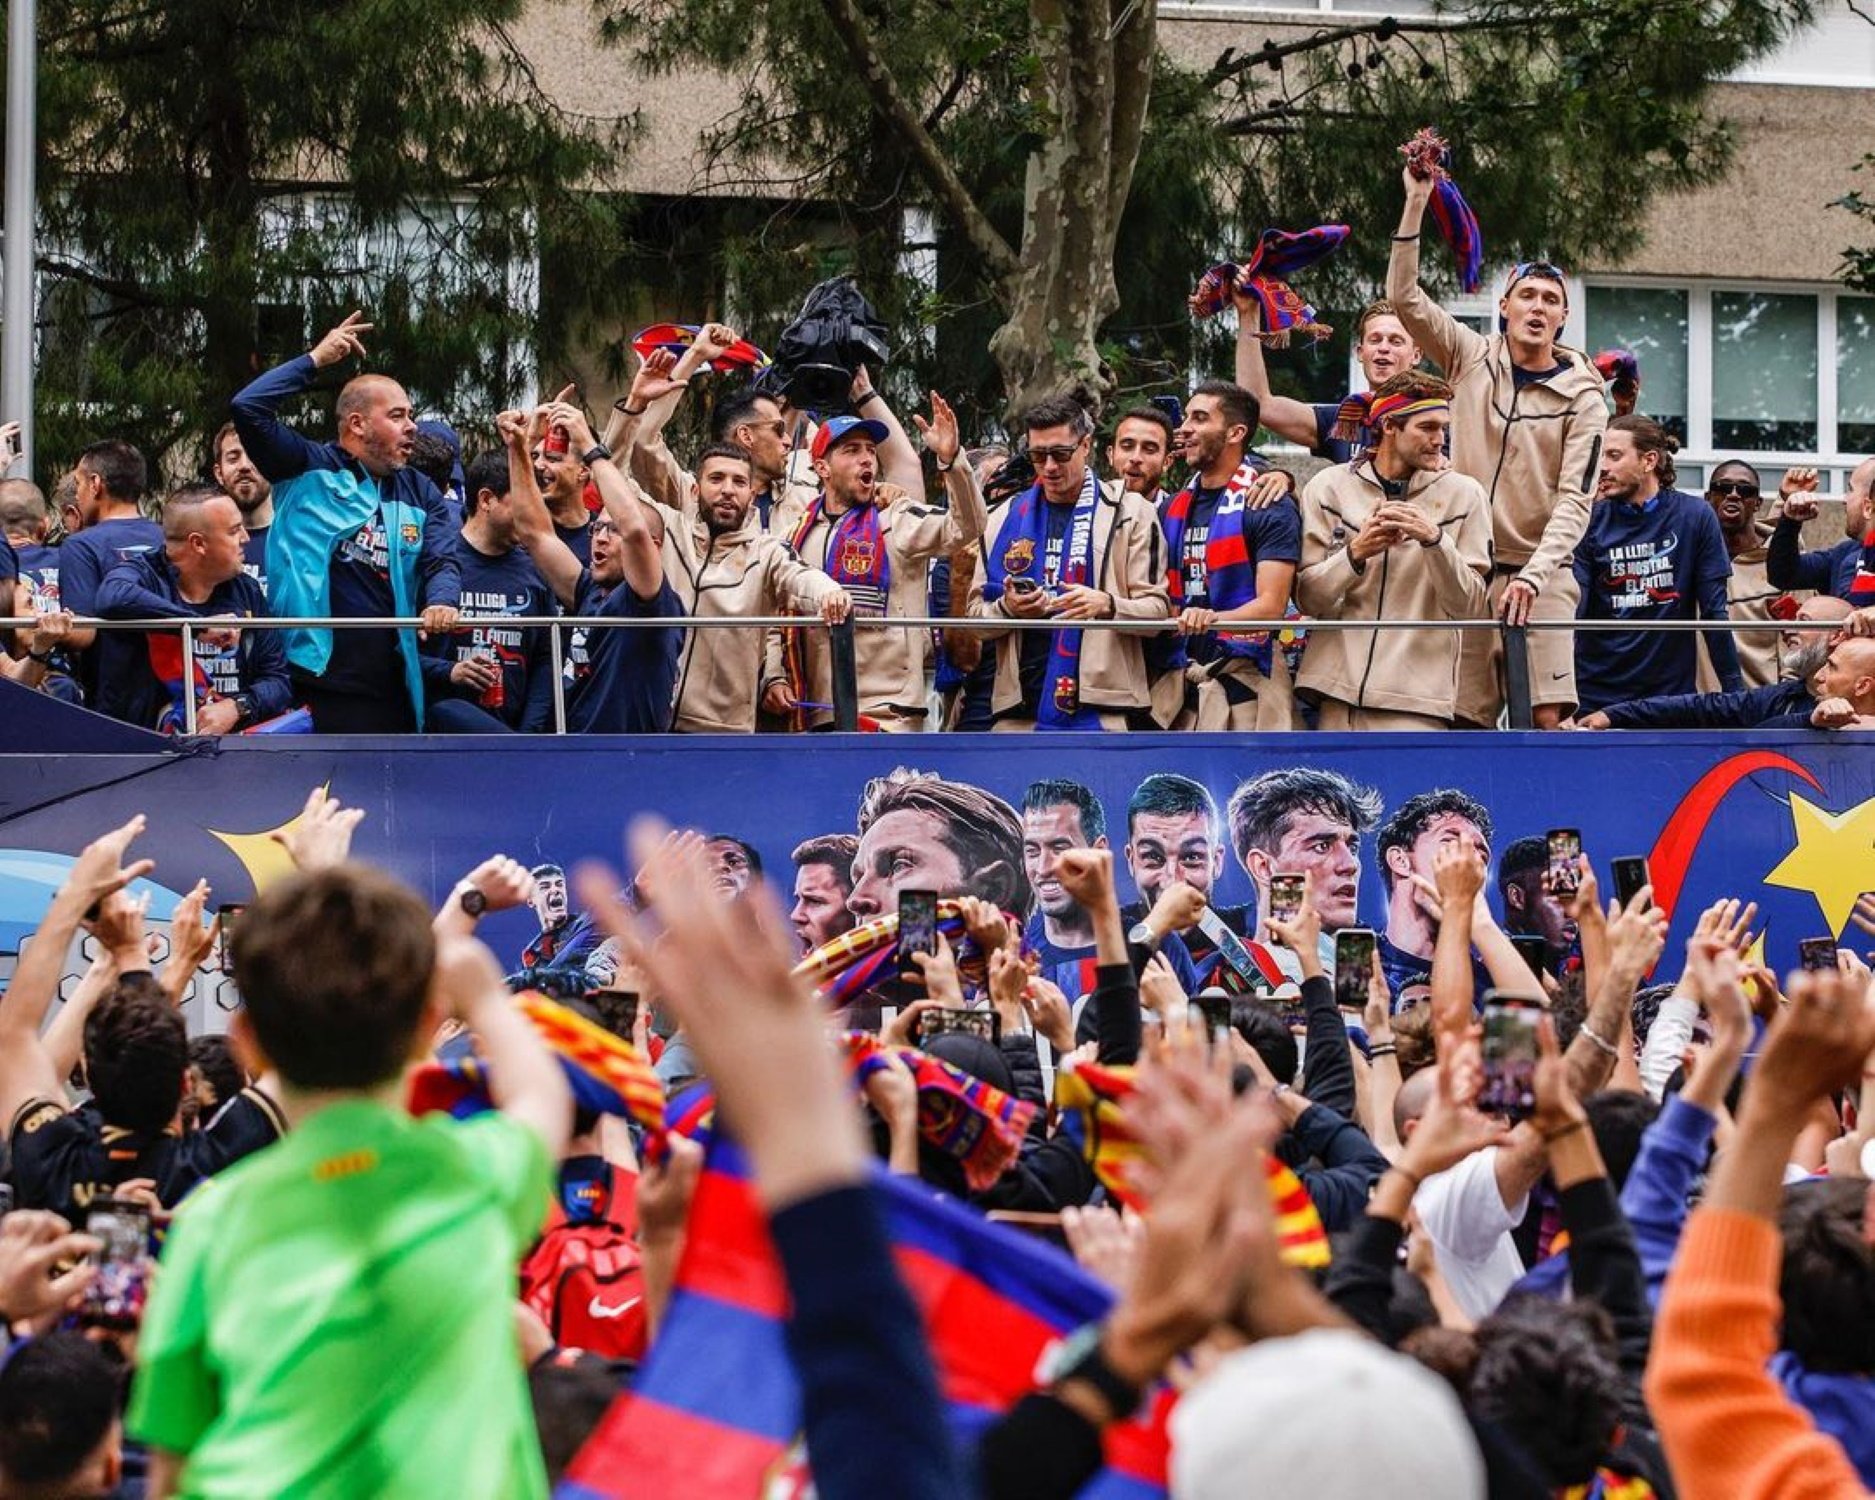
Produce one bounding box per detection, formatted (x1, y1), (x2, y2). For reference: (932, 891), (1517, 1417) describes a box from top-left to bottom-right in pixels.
(557, 1137), (1171, 1500)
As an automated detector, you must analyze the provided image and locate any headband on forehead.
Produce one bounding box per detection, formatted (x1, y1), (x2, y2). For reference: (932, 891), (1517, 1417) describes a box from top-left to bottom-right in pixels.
(1331, 390), (1449, 444)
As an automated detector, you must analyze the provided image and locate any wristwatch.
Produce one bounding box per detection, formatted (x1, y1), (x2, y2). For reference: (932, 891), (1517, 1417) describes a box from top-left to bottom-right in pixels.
(231, 692), (257, 727)
(1127, 920), (1161, 954)
(457, 887), (488, 918)
(580, 442), (612, 466)
(1040, 1322), (1143, 1422)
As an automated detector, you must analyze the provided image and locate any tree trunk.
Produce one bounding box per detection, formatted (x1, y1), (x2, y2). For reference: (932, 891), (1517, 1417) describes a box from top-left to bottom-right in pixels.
(989, 0), (1155, 422)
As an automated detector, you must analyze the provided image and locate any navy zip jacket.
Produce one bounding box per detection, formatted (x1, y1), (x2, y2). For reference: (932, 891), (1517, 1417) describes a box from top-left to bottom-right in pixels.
(1767, 518), (1860, 599)
(1600, 677), (1810, 730)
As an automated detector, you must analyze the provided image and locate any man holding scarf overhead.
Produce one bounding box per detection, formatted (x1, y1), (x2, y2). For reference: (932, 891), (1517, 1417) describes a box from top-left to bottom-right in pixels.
(968, 395), (1172, 731)
(1159, 381), (1302, 731)
(763, 391), (986, 732)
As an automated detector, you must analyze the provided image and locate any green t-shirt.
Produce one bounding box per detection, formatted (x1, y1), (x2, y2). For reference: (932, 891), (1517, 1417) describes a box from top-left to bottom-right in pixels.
(128, 1099), (553, 1499)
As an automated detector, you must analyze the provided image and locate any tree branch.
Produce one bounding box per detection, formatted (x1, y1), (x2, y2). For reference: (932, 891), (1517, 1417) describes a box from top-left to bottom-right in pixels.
(815, 0), (1019, 286)
(34, 255), (176, 310)
(922, 63), (971, 133)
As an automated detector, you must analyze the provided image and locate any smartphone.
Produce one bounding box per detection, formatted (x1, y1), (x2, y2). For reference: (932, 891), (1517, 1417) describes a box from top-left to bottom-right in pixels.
(82, 1199), (152, 1331)
(896, 889), (938, 989)
(216, 903), (246, 975)
(1479, 994), (1543, 1121)
(1198, 908), (1269, 995)
(1191, 989), (1233, 1033)
(1008, 576), (1041, 596)
(1333, 928), (1376, 1009)
(1611, 856), (1651, 910)
(1268, 872), (1306, 928)
(1510, 934), (1551, 981)
(1799, 937), (1839, 973)
(1545, 829), (1582, 897)
(916, 1005), (1000, 1045)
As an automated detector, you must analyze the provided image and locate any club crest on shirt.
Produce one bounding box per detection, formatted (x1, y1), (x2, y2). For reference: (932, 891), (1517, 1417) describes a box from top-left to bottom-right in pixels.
(1053, 676), (1079, 714)
(838, 538), (876, 576)
(400, 523), (421, 546)
(1002, 538), (1035, 575)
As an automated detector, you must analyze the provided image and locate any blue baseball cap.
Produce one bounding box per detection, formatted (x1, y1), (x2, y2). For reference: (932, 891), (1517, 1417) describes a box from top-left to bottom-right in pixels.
(811, 414), (890, 461)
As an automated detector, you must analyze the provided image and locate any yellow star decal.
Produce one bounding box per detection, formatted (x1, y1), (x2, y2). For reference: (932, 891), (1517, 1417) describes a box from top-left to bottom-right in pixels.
(208, 790), (323, 895)
(1762, 793), (1875, 936)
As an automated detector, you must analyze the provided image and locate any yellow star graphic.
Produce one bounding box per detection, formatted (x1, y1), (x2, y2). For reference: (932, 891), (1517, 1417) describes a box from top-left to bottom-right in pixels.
(1763, 793), (1875, 936)
(208, 790), (324, 896)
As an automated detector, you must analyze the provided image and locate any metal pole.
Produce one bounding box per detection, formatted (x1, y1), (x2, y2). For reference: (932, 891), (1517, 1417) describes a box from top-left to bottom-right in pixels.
(181, 622), (198, 735)
(1501, 623), (1534, 730)
(829, 619), (859, 731)
(547, 619), (566, 736)
(2, 0), (34, 472)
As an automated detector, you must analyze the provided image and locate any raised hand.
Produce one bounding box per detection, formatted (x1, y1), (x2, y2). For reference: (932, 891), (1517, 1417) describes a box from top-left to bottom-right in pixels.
(911, 391), (961, 469)
(271, 786), (364, 872)
(163, 879), (219, 979)
(458, 856), (537, 913)
(64, 814), (155, 911)
(309, 311), (372, 369)
(1748, 967), (1875, 1120)
(1054, 848), (1116, 912)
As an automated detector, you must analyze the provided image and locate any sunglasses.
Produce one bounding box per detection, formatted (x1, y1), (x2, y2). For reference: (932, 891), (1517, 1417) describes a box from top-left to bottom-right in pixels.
(1029, 443), (1083, 466)
(1709, 480), (1760, 498)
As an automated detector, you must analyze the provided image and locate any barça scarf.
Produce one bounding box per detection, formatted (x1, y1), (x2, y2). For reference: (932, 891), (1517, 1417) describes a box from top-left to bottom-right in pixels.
(1052, 1060), (1331, 1268)
(980, 468), (1104, 729)
(843, 1033), (1037, 1191)
(557, 1136), (1175, 1500)
(1331, 390), (1451, 447)
(1400, 127), (1484, 293)
(1187, 224), (1350, 346)
(144, 633), (215, 736)
(792, 899), (973, 1008)
(1160, 458), (1280, 674)
(1851, 525), (1875, 602)
(781, 495), (890, 726)
(629, 322), (770, 373)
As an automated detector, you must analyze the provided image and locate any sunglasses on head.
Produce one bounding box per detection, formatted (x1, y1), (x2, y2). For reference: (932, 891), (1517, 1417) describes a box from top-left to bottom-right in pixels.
(1710, 479), (1760, 497)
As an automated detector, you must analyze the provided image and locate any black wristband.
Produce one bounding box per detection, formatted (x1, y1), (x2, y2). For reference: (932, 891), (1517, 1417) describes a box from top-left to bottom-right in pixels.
(613, 398), (646, 417)
(27, 648), (51, 663)
(1391, 232), (1420, 242)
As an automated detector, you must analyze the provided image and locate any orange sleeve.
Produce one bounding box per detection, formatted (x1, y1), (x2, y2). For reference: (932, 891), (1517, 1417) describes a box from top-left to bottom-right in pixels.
(1645, 1206), (1869, 1500)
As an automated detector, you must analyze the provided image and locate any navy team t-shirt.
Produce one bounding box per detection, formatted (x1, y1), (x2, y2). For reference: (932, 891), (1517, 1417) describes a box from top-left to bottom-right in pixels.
(567, 569), (682, 733)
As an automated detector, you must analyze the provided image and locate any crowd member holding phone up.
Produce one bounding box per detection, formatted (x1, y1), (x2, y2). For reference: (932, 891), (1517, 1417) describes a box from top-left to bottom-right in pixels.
(969, 395), (1172, 731)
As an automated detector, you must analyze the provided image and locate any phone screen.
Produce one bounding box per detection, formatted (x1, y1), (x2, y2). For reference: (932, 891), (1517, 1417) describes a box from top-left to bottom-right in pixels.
(1191, 989), (1234, 1033)
(1611, 857), (1651, 910)
(216, 903), (246, 975)
(1510, 934), (1550, 981)
(1545, 830), (1582, 897)
(916, 1006), (1000, 1045)
(896, 890), (938, 981)
(1198, 908), (1269, 995)
(1480, 996), (1542, 1121)
(1268, 873), (1305, 927)
(1799, 937), (1839, 973)
(83, 1199), (152, 1330)
(1333, 928), (1376, 1009)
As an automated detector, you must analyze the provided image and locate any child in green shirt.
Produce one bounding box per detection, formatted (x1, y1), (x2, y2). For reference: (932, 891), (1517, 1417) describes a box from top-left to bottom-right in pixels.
(129, 863), (572, 1499)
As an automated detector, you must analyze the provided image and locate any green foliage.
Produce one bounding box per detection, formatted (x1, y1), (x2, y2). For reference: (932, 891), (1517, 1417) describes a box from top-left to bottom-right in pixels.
(1837, 155), (1875, 295)
(17, 0), (635, 480)
(600, 0), (1811, 417)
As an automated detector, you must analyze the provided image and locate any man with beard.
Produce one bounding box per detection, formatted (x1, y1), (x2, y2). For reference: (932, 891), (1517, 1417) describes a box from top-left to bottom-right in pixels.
(1020, 778), (1198, 1009)
(1159, 381), (1300, 730)
(969, 395), (1171, 731)
(1225, 767), (1381, 982)
(790, 834), (859, 954)
(1572, 415), (1740, 714)
(1104, 405), (1177, 507)
(1697, 460), (1785, 690)
(1374, 789), (1496, 1008)
(229, 311), (461, 733)
(212, 422), (274, 596)
(1235, 297), (1425, 462)
(502, 402), (682, 734)
(1573, 594), (1848, 730)
(1118, 773), (1251, 989)
(1769, 457), (1875, 602)
(762, 386), (985, 732)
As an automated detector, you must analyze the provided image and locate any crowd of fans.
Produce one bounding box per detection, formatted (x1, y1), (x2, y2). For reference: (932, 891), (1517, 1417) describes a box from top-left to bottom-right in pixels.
(4, 778), (1875, 1497)
(6, 167), (1875, 737)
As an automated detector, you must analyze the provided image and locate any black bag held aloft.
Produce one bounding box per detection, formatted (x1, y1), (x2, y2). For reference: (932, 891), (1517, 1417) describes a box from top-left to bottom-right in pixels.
(770, 274), (891, 410)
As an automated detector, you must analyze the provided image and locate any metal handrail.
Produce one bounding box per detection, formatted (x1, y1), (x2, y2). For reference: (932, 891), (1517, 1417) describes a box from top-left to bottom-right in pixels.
(5, 612), (1839, 737)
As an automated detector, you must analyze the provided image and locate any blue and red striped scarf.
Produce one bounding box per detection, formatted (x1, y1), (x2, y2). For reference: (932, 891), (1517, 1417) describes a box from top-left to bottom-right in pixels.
(1400, 127), (1484, 294)
(145, 634), (214, 736)
(981, 468), (1104, 729)
(1161, 459), (1278, 674)
(791, 495), (889, 609)
(1187, 224), (1350, 345)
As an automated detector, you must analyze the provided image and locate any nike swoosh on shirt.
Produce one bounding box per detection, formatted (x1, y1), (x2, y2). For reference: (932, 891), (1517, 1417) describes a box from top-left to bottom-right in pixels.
(587, 1295), (642, 1320)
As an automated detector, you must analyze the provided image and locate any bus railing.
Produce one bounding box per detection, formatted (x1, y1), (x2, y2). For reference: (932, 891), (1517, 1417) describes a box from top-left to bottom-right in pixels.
(2, 614), (1837, 736)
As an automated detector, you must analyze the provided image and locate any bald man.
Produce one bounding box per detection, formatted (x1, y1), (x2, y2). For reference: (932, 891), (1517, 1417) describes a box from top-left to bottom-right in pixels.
(229, 311), (461, 732)
(1574, 594), (1850, 730)
(1766, 634), (1875, 730)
